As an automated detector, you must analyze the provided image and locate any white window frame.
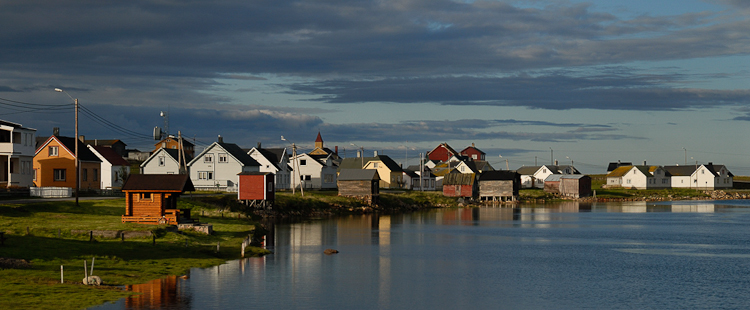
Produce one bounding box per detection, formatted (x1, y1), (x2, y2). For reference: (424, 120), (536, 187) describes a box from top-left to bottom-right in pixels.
(218, 153), (228, 163)
(158, 156), (165, 166)
(204, 154), (213, 163)
(49, 146), (59, 156)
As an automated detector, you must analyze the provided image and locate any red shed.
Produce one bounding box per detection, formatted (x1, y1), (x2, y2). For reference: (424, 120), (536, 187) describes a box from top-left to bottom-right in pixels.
(238, 172), (275, 208)
(442, 172), (477, 198)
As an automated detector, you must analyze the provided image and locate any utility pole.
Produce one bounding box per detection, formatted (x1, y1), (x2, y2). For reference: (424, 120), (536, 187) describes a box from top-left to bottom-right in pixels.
(75, 98), (79, 207)
(550, 147), (553, 165)
(419, 152), (424, 191)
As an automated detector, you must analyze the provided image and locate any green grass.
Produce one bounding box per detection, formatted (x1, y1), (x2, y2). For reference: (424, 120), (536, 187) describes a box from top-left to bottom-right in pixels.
(0, 198), (269, 310)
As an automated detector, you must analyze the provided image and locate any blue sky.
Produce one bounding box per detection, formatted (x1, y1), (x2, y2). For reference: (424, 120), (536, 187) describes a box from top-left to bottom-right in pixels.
(1, 0), (750, 174)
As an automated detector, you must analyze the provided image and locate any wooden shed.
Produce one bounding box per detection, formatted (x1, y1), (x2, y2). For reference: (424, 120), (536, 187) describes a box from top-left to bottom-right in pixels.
(237, 172), (275, 208)
(478, 170), (520, 201)
(442, 172), (476, 198)
(543, 174), (563, 194)
(121, 174), (195, 225)
(559, 175), (592, 198)
(337, 169), (380, 205)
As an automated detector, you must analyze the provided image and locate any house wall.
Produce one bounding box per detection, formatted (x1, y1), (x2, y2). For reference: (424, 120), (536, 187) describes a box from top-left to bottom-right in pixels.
(364, 161), (403, 189)
(460, 148), (484, 161)
(0, 125), (35, 187)
(338, 180), (376, 197)
(479, 180), (516, 198)
(34, 139), (100, 189)
(125, 192), (166, 217)
(428, 146), (454, 162)
(190, 145), (258, 190)
(238, 174), (274, 201)
(544, 181), (560, 194)
(291, 154), (337, 189)
(248, 149), (291, 190)
(142, 149), (183, 175)
(560, 177), (592, 198)
(443, 184), (473, 198)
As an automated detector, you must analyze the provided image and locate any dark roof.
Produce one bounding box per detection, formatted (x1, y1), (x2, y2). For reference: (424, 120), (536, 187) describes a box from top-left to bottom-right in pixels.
(91, 146), (129, 166)
(238, 171), (273, 176)
(338, 169), (380, 181)
(474, 160), (494, 171)
(479, 170), (519, 181)
(37, 136), (101, 162)
(85, 139), (126, 147)
(199, 142), (259, 166)
(0, 119), (34, 130)
(155, 148), (194, 163)
(662, 165), (695, 176)
(122, 174), (194, 192)
(460, 145), (486, 155)
(337, 155), (403, 172)
(607, 161), (632, 172)
(443, 172), (476, 185)
(405, 165), (436, 178)
(252, 147), (282, 170)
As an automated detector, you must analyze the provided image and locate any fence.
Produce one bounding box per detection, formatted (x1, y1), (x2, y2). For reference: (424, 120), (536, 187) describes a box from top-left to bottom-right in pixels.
(30, 187), (72, 198)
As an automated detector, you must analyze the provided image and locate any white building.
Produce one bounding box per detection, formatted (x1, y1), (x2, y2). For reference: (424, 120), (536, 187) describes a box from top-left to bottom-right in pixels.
(247, 146), (291, 190)
(141, 148), (191, 175)
(289, 153), (337, 189)
(88, 145), (130, 189)
(517, 165), (579, 189)
(0, 120), (36, 187)
(663, 163), (733, 189)
(188, 139), (260, 191)
(606, 165), (670, 189)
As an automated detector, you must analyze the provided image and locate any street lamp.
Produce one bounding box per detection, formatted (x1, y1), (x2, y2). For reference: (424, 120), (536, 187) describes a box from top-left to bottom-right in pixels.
(54, 88), (79, 206)
(682, 147), (687, 165)
(566, 156), (574, 166)
(499, 154), (508, 170)
(281, 136), (303, 196)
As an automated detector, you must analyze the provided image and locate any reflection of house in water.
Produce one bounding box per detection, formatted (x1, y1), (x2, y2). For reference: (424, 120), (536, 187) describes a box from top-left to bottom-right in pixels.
(607, 201), (648, 213)
(126, 275), (190, 309)
(671, 204), (715, 213)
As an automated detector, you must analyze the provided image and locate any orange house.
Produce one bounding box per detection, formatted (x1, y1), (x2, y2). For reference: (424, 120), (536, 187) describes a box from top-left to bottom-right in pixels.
(121, 174), (195, 225)
(154, 137), (194, 158)
(33, 136), (101, 189)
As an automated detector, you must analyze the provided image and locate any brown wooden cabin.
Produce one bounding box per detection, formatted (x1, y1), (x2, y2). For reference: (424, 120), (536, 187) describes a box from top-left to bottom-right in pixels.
(442, 171), (477, 199)
(237, 171), (275, 208)
(337, 169), (380, 204)
(559, 175), (592, 198)
(478, 170), (520, 202)
(121, 174), (195, 225)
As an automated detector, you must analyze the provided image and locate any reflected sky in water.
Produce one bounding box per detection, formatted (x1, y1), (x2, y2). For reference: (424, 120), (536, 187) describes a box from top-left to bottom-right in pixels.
(93, 200), (750, 310)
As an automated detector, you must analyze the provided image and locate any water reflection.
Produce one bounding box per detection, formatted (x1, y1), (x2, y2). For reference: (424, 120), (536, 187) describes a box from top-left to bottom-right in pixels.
(96, 199), (750, 310)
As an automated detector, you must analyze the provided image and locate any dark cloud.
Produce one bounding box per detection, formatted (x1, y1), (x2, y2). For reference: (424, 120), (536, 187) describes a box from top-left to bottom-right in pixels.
(288, 74), (750, 110)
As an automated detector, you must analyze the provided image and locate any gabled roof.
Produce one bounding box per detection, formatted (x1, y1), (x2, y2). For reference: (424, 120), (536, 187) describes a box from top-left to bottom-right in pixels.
(0, 119), (35, 131)
(90, 145), (129, 166)
(479, 170), (519, 181)
(662, 165), (695, 176)
(607, 166), (633, 177)
(427, 143), (459, 157)
(122, 174), (195, 192)
(36, 136), (101, 162)
(190, 142), (260, 167)
(142, 148), (194, 167)
(516, 166), (543, 175)
(338, 155), (403, 172)
(248, 147), (283, 171)
(460, 145), (485, 155)
(457, 161), (479, 173)
(405, 165), (436, 178)
(607, 161), (632, 172)
(473, 160), (494, 171)
(545, 174), (563, 182)
(443, 172), (476, 185)
(85, 139), (126, 147)
(338, 169), (380, 181)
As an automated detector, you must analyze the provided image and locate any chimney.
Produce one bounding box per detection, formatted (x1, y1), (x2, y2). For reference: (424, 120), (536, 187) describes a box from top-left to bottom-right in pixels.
(643, 161), (647, 166)
(472, 143), (475, 148)
(257, 142), (261, 149)
(374, 151), (378, 157)
(79, 135), (85, 143)
(53, 127), (60, 136)
(335, 146), (338, 154)
(218, 135), (223, 143)
(554, 160), (558, 166)
(95, 139), (98, 146)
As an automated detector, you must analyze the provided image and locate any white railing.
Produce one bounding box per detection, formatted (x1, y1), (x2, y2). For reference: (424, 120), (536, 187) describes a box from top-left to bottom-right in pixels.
(29, 187), (72, 198)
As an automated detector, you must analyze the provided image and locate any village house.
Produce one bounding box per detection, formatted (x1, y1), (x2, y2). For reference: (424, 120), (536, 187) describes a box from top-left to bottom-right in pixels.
(427, 142), (459, 162)
(337, 169), (380, 204)
(0, 120), (36, 188)
(289, 152), (338, 189)
(33, 135), (102, 190)
(141, 148), (192, 175)
(247, 145), (291, 190)
(460, 143), (486, 161)
(545, 175), (592, 198)
(154, 136), (195, 158)
(187, 137), (260, 191)
(338, 152), (404, 189)
(663, 163), (733, 189)
(308, 132), (341, 161)
(121, 174), (195, 225)
(517, 164), (580, 189)
(88, 145), (130, 189)
(84, 138), (127, 157)
(237, 171), (275, 208)
(605, 165), (670, 190)
(478, 170), (520, 201)
(403, 165), (437, 191)
(442, 171), (477, 199)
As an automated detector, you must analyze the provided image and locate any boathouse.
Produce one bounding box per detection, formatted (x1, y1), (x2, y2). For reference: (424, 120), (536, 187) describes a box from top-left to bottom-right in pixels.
(478, 170), (520, 201)
(337, 169), (380, 205)
(237, 171), (275, 208)
(442, 171), (476, 199)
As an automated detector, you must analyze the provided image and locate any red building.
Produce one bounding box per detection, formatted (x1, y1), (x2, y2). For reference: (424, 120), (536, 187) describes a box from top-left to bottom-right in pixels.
(460, 143), (486, 161)
(238, 172), (275, 208)
(427, 143), (459, 162)
(442, 172), (476, 198)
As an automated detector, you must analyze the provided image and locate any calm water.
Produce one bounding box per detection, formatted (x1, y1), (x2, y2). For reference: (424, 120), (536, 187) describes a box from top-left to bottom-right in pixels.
(93, 200), (750, 310)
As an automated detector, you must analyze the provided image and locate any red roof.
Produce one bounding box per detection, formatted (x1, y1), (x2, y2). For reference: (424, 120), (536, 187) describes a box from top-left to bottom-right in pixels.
(91, 145), (129, 166)
(315, 132), (323, 142)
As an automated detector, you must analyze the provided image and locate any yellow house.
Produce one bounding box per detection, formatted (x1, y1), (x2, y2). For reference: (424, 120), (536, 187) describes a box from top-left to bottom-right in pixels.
(338, 153), (404, 189)
(34, 136), (101, 190)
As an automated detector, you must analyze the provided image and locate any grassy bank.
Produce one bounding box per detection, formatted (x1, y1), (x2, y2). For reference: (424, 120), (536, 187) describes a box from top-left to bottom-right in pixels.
(0, 198), (268, 310)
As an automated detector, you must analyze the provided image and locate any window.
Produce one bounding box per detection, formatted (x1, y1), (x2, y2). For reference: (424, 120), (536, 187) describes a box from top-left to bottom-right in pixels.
(82, 168), (88, 181)
(54, 169), (66, 181)
(373, 162), (379, 168)
(300, 159), (307, 166)
(158, 156), (165, 166)
(49, 146), (59, 156)
(662, 179), (668, 184)
(33, 169), (36, 181)
(324, 174), (334, 183)
(141, 193), (151, 199)
(93, 169), (98, 181)
(305, 175), (311, 181)
(472, 154), (477, 159)
(626, 179), (631, 184)
(460, 166), (465, 172)
(218, 153), (228, 163)
(198, 171), (214, 180)
(204, 154), (213, 163)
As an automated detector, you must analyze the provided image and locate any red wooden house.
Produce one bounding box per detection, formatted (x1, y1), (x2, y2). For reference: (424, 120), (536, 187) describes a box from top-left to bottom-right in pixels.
(121, 174), (195, 225)
(427, 143), (459, 162)
(442, 171), (477, 198)
(237, 171), (275, 208)
(460, 143), (486, 161)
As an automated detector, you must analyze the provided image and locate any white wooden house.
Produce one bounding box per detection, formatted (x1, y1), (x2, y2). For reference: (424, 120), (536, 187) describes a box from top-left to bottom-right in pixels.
(606, 165), (670, 189)
(141, 148), (191, 175)
(663, 163), (733, 189)
(88, 145), (130, 189)
(289, 153), (337, 189)
(517, 165), (580, 189)
(247, 146), (291, 190)
(0, 120), (36, 187)
(188, 139), (260, 191)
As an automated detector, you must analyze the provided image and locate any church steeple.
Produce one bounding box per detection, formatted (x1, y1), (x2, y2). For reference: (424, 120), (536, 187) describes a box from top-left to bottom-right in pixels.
(315, 132), (323, 149)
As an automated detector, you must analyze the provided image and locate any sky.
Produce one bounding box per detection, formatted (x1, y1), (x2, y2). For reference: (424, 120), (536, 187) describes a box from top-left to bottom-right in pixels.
(2, 0), (750, 174)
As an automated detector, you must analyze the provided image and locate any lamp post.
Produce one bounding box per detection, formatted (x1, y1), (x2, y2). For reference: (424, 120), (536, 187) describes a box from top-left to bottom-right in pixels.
(566, 156), (574, 166)
(54, 88), (79, 206)
(499, 154), (508, 170)
(549, 147), (553, 165)
(281, 136), (303, 196)
(682, 147), (687, 165)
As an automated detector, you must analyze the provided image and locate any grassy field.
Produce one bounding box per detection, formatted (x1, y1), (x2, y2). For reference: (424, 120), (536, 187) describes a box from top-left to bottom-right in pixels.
(0, 197), (268, 310)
